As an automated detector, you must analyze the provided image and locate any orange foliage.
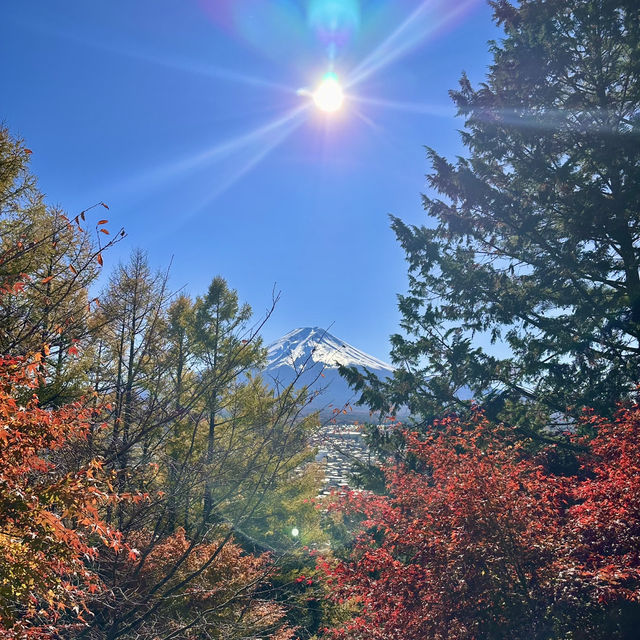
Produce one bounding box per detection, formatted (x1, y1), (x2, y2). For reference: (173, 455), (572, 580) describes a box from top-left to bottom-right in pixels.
(0, 354), (123, 638)
(133, 528), (295, 639)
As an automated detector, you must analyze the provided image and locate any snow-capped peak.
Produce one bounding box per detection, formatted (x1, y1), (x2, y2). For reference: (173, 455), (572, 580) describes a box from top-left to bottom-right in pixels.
(266, 327), (393, 374)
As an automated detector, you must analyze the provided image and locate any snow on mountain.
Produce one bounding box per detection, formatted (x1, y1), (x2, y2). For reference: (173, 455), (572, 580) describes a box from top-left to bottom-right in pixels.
(267, 327), (394, 374)
(263, 327), (395, 421)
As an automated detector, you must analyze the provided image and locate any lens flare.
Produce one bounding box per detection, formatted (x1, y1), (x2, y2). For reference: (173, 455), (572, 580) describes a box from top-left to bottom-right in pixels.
(308, 0), (360, 51)
(346, 0), (480, 89)
(313, 72), (344, 112)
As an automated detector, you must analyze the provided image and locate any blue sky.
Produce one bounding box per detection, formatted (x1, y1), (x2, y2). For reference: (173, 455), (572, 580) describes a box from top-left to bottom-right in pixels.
(1, 0), (499, 362)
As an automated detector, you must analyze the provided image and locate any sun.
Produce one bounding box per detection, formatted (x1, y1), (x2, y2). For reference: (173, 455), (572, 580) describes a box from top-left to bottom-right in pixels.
(313, 72), (344, 113)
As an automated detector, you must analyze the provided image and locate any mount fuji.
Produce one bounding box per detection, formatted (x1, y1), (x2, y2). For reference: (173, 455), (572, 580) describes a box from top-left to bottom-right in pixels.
(263, 327), (395, 422)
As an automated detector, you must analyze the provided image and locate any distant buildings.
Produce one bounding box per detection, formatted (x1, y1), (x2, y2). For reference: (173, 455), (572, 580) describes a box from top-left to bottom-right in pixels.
(311, 424), (372, 494)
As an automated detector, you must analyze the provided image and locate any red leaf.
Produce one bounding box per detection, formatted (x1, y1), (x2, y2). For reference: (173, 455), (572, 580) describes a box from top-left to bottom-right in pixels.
(127, 548), (140, 562)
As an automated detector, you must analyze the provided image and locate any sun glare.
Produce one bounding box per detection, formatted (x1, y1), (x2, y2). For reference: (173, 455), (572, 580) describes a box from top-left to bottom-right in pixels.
(313, 73), (344, 113)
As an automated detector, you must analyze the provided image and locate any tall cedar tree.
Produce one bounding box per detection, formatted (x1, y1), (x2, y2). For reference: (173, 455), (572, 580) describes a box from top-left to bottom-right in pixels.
(343, 0), (640, 433)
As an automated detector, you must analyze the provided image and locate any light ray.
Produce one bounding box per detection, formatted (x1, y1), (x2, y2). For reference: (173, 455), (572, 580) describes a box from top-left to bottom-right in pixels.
(22, 20), (294, 94)
(351, 106), (415, 153)
(346, 0), (480, 89)
(108, 105), (309, 198)
(120, 49), (295, 93)
(473, 107), (639, 135)
(352, 108), (383, 133)
(168, 114), (305, 234)
(201, 117), (304, 204)
(347, 0), (432, 87)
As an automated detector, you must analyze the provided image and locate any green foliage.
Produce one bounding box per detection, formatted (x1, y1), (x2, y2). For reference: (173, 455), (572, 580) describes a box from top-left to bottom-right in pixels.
(79, 270), (323, 638)
(0, 122), (324, 636)
(0, 126), (123, 407)
(348, 0), (640, 434)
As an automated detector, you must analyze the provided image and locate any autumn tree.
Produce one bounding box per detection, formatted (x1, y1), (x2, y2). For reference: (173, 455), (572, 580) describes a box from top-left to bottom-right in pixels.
(0, 355), (130, 638)
(343, 0), (640, 433)
(320, 406), (640, 639)
(0, 127), (128, 638)
(130, 529), (295, 640)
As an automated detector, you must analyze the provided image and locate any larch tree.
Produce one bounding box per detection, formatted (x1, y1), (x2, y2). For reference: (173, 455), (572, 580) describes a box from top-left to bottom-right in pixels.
(89, 250), (171, 506)
(190, 276), (265, 523)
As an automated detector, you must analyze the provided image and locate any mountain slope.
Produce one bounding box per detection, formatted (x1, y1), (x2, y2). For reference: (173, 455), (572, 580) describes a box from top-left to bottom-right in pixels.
(263, 327), (395, 422)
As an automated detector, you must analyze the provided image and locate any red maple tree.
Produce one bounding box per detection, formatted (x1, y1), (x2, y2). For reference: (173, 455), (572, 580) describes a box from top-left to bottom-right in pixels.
(0, 353), (126, 638)
(320, 408), (640, 639)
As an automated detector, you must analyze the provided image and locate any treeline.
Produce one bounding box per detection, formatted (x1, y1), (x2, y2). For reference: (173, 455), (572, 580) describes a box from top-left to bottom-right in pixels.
(0, 127), (324, 639)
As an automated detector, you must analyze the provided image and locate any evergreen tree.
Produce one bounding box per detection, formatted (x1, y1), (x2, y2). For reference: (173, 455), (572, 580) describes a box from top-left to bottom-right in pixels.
(347, 0), (640, 433)
(89, 250), (170, 515)
(190, 276), (265, 522)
